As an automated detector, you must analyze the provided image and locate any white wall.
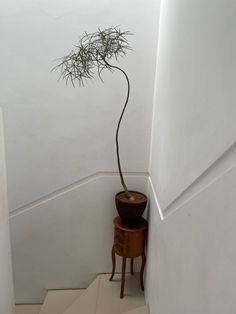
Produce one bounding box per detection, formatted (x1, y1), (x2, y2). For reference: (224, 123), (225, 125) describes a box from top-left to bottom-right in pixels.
(146, 0), (236, 313)
(150, 0), (236, 210)
(146, 167), (236, 314)
(0, 109), (15, 314)
(10, 173), (148, 303)
(0, 0), (159, 302)
(0, 0), (159, 211)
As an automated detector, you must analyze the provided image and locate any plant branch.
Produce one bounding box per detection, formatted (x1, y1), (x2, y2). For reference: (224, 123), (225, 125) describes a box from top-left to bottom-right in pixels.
(104, 60), (133, 199)
(52, 26), (133, 198)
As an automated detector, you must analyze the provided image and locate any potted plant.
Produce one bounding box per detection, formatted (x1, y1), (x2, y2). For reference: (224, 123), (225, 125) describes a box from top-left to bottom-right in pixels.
(53, 26), (147, 224)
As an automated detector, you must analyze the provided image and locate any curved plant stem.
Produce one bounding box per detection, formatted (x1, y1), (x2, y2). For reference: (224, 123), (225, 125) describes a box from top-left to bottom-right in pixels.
(104, 61), (134, 199)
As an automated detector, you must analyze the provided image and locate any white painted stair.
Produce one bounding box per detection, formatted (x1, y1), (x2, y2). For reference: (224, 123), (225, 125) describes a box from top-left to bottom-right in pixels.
(15, 274), (147, 314)
(39, 289), (85, 314)
(122, 306), (148, 314)
(15, 304), (42, 314)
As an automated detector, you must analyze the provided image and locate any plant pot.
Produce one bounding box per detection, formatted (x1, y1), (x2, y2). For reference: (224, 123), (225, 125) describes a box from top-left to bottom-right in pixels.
(115, 191), (147, 225)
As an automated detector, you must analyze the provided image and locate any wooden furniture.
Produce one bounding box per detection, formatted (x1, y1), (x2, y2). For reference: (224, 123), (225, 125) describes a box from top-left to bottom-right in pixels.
(110, 216), (148, 298)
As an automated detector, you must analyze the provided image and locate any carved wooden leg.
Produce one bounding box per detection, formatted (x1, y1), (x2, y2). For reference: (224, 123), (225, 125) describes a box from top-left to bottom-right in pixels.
(120, 257), (126, 298)
(109, 245), (116, 281)
(140, 252), (146, 291)
(130, 258), (134, 275)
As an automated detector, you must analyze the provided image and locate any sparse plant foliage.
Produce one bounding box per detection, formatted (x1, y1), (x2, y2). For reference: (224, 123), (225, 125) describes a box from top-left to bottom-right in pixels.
(53, 26), (132, 86)
(53, 26), (133, 198)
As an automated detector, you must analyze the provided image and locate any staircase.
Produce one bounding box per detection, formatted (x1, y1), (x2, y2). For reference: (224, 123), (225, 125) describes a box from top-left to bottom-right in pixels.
(15, 274), (148, 314)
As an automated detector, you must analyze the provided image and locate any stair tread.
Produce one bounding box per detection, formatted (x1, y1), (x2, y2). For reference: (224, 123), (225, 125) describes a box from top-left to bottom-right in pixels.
(63, 276), (100, 314)
(122, 305), (148, 314)
(16, 304), (42, 314)
(96, 274), (145, 314)
(63, 273), (145, 314)
(39, 289), (85, 314)
(33, 273), (145, 314)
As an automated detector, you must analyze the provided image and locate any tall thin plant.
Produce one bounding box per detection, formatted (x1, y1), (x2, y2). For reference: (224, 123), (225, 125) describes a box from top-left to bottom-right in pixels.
(52, 26), (133, 199)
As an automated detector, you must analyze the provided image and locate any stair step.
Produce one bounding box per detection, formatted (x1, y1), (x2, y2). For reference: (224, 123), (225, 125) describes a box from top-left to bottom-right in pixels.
(63, 276), (100, 314)
(96, 274), (145, 314)
(15, 304), (42, 314)
(63, 273), (145, 314)
(122, 305), (148, 314)
(39, 289), (85, 314)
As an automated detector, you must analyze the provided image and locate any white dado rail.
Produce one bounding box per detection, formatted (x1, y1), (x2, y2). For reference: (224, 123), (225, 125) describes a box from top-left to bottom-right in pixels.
(10, 137), (236, 221)
(9, 171), (149, 217)
(0, 108), (15, 314)
(149, 141), (236, 220)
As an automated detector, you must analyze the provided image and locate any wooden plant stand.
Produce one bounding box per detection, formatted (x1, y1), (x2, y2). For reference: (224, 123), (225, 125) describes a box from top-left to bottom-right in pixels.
(110, 216), (148, 298)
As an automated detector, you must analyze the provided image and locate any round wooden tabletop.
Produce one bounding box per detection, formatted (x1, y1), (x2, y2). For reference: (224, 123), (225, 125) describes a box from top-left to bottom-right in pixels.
(113, 216), (148, 231)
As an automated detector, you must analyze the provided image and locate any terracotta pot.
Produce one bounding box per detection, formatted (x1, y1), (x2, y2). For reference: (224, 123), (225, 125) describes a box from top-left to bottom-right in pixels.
(115, 191), (147, 225)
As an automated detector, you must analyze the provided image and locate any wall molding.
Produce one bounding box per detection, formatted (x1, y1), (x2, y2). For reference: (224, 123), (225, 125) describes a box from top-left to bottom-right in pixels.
(149, 141), (236, 220)
(9, 141), (236, 220)
(148, 177), (164, 221)
(9, 171), (149, 218)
